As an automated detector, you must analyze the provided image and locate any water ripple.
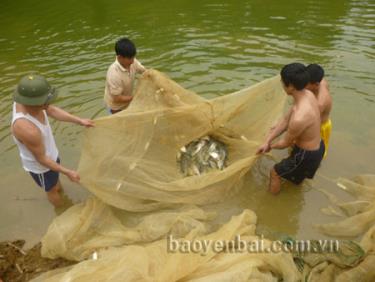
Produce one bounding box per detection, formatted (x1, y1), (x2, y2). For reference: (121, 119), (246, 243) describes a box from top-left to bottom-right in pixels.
(0, 0), (374, 154)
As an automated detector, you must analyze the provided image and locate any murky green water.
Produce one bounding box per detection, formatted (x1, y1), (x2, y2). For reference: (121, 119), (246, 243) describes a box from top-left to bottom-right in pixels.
(1, 0), (374, 246)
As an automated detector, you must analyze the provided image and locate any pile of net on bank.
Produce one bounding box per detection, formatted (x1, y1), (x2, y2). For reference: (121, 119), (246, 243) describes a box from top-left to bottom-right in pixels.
(34, 177), (375, 282)
(31, 70), (375, 281)
(306, 174), (375, 281)
(35, 196), (375, 282)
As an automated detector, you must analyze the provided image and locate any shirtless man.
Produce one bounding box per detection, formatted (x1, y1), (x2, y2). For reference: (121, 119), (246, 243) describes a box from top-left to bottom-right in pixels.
(257, 63), (325, 194)
(306, 64), (332, 157)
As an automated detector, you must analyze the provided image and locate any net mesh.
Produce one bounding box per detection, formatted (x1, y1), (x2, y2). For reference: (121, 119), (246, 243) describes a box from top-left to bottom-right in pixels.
(77, 69), (286, 211)
(33, 70), (375, 281)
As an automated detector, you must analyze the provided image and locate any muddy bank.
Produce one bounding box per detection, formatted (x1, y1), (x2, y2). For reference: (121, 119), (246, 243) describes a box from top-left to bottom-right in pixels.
(0, 240), (73, 282)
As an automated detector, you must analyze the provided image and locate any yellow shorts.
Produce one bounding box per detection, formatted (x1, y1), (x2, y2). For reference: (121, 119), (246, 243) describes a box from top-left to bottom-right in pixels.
(320, 119), (332, 158)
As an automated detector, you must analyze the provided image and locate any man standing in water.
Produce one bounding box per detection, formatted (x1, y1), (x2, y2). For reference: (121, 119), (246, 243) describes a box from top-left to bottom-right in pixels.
(11, 75), (94, 207)
(306, 64), (332, 157)
(104, 37), (146, 114)
(257, 63), (325, 194)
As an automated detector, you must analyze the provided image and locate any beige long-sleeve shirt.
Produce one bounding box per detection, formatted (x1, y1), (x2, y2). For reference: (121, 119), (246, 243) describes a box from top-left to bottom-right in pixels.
(104, 58), (145, 110)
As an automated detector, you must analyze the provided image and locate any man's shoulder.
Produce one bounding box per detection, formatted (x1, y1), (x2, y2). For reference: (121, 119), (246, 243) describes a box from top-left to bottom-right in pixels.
(13, 118), (41, 141)
(288, 112), (308, 135)
(107, 61), (120, 73)
(320, 80), (330, 94)
(318, 80), (332, 107)
(290, 108), (306, 123)
(132, 58), (146, 73)
(106, 61), (123, 81)
(294, 97), (317, 120)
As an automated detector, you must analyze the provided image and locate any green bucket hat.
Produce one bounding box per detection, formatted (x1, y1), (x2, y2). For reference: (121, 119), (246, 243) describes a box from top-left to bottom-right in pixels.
(14, 74), (58, 106)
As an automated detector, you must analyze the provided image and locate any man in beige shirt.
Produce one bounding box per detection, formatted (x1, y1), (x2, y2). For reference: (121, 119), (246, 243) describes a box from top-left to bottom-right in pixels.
(104, 38), (146, 114)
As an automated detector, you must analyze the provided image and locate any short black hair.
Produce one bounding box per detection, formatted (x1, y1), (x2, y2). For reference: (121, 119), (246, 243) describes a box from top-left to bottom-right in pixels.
(280, 63), (309, 90)
(115, 38), (137, 58)
(306, 64), (324, 83)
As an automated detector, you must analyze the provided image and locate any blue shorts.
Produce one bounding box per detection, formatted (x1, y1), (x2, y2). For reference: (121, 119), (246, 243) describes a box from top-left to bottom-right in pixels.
(107, 107), (123, 115)
(29, 158), (60, 192)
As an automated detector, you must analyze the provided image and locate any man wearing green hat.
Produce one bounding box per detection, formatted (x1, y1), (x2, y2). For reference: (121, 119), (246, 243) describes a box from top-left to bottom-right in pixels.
(11, 75), (94, 207)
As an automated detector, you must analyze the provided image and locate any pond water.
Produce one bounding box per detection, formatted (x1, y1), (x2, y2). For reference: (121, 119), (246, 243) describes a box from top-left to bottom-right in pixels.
(0, 0), (374, 246)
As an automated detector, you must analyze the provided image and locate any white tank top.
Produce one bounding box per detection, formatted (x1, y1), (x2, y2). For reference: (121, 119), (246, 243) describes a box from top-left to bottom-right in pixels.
(12, 103), (59, 174)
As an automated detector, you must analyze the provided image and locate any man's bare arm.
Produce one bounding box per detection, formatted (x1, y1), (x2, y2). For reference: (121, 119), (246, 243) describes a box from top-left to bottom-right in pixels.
(46, 106), (94, 127)
(111, 95), (133, 104)
(12, 120), (80, 182)
(271, 117), (304, 150)
(256, 108), (293, 154)
(134, 58), (146, 74)
(265, 108), (293, 144)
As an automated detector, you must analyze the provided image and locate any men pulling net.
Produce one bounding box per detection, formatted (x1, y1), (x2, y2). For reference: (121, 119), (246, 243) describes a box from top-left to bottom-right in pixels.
(34, 70), (375, 282)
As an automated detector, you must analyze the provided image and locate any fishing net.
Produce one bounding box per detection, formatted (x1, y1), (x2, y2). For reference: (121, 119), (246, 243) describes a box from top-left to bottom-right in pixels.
(41, 197), (214, 262)
(76, 69), (286, 211)
(35, 200), (301, 282)
(32, 70), (375, 281)
(316, 175), (375, 238)
(301, 175), (375, 281)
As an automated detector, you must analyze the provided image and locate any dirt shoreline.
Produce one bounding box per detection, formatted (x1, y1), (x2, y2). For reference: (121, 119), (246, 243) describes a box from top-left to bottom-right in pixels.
(0, 240), (74, 282)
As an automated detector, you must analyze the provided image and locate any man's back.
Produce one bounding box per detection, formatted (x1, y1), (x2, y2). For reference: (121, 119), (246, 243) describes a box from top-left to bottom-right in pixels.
(305, 64), (332, 124)
(291, 90), (322, 150)
(316, 79), (332, 123)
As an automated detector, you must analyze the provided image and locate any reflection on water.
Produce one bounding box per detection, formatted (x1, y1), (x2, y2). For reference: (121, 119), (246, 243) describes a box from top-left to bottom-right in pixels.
(0, 0), (374, 245)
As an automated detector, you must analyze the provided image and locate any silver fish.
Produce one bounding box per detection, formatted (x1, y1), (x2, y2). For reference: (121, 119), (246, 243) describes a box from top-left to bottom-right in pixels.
(178, 135), (228, 177)
(191, 140), (206, 156)
(209, 152), (219, 160)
